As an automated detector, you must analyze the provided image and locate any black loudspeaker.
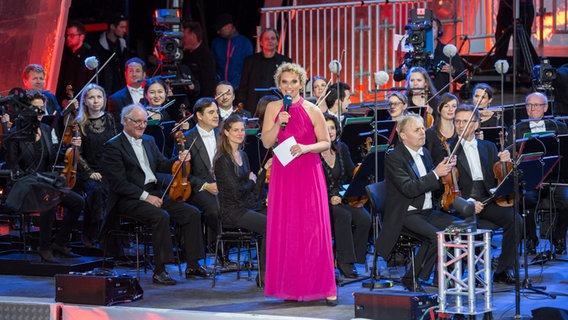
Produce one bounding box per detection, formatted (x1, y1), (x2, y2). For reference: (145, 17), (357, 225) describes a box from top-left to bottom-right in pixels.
(55, 274), (143, 306)
(354, 291), (438, 320)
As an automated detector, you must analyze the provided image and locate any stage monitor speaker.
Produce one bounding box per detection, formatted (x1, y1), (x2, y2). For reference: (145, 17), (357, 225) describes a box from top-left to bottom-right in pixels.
(55, 273), (143, 306)
(354, 291), (438, 320)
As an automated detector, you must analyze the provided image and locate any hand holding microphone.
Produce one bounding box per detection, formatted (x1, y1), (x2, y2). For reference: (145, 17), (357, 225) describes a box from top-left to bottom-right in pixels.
(281, 94), (293, 130)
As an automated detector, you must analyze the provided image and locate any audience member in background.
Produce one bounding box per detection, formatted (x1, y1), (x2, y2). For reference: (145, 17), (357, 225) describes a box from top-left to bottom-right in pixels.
(56, 21), (95, 106)
(211, 13), (253, 89)
(320, 113), (371, 279)
(182, 21), (217, 106)
(237, 28), (292, 114)
(108, 58), (147, 130)
(93, 14), (129, 95)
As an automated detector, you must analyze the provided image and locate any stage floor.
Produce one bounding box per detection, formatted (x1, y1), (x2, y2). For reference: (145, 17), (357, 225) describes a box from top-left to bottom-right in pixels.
(0, 232), (567, 320)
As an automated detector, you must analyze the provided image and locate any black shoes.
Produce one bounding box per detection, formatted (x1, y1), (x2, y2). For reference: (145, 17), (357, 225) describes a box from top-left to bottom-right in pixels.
(51, 242), (81, 258)
(325, 297), (339, 307)
(493, 269), (515, 285)
(554, 238), (567, 255)
(525, 239), (538, 255)
(338, 263), (359, 278)
(152, 271), (177, 285)
(401, 277), (426, 293)
(38, 249), (60, 264)
(185, 265), (213, 278)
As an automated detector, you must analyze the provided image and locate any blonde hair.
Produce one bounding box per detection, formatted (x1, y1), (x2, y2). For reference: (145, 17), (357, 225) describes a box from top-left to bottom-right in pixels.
(274, 62), (307, 88)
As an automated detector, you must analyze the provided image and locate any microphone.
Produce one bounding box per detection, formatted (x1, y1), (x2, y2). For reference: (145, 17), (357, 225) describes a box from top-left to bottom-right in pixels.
(373, 71), (389, 87)
(328, 60), (342, 74)
(281, 94), (292, 130)
(84, 56), (99, 70)
(495, 60), (509, 74)
(443, 44), (457, 58)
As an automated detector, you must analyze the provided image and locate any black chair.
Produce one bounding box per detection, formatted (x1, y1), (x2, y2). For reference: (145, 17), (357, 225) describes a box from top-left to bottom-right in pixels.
(365, 181), (423, 291)
(211, 217), (260, 288)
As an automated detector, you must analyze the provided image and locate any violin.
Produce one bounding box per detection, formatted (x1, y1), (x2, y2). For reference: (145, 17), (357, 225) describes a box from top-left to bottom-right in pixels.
(169, 131), (192, 202)
(348, 137), (372, 208)
(493, 131), (514, 207)
(440, 137), (462, 212)
(60, 121), (80, 189)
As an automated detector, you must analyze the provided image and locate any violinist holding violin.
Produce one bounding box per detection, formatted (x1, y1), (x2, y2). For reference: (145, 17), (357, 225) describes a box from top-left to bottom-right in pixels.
(103, 104), (210, 285)
(75, 84), (117, 247)
(425, 92), (459, 164)
(5, 91), (84, 263)
(215, 81), (251, 122)
(405, 67), (439, 126)
(320, 113), (371, 279)
(451, 104), (521, 284)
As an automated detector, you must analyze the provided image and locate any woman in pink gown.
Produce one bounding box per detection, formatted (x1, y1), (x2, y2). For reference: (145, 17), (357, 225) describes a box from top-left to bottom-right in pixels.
(261, 63), (337, 305)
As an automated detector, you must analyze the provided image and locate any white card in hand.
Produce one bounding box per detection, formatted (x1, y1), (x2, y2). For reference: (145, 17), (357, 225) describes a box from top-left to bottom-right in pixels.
(272, 136), (297, 167)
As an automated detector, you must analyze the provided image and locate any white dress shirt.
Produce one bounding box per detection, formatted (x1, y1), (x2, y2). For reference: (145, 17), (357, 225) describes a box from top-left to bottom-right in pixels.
(461, 138), (484, 181)
(405, 146), (432, 211)
(124, 132), (157, 200)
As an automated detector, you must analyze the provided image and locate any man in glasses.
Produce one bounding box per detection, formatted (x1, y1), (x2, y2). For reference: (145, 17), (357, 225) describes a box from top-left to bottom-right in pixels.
(505, 92), (568, 255)
(56, 21), (95, 106)
(103, 104), (211, 285)
(452, 104), (521, 284)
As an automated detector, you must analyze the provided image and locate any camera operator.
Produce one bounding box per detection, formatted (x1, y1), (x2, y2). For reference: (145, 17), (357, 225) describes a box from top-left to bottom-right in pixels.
(394, 17), (465, 93)
(5, 91), (84, 263)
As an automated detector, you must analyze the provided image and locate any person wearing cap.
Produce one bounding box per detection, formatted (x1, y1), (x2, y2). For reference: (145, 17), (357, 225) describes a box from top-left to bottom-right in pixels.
(211, 13), (253, 89)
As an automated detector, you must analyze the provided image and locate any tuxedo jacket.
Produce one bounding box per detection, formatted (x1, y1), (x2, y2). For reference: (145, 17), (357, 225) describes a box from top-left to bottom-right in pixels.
(505, 119), (568, 147)
(377, 143), (442, 259)
(103, 133), (176, 215)
(108, 87), (135, 127)
(450, 138), (499, 200)
(180, 126), (219, 190)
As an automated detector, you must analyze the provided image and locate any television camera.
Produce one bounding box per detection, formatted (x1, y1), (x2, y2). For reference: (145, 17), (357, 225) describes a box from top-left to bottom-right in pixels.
(153, 9), (184, 65)
(403, 8), (436, 72)
(533, 57), (557, 91)
(0, 88), (41, 141)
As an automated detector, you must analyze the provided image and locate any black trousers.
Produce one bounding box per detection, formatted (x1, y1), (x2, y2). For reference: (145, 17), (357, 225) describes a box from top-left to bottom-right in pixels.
(403, 209), (458, 281)
(227, 208), (267, 272)
(330, 203), (371, 264)
(189, 190), (220, 243)
(116, 194), (204, 270)
(39, 190), (84, 250)
(478, 202), (522, 273)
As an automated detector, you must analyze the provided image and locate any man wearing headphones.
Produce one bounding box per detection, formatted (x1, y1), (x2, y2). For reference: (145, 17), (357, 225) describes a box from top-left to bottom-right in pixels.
(394, 17), (466, 94)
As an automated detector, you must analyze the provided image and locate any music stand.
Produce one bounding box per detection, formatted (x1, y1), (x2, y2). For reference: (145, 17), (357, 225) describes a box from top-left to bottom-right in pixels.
(358, 102), (390, 120)
(557, 134), (568, 183)
(341, 150), (386, 286)
(372, 120), (397, 146)
(341, 117), (373, 164)
(244, 128), (266, 174)
(478, 126), (504, 147)
(164, 94), (189, 122)
(503, 105), (529, 128)
(145, 120), (176, 156)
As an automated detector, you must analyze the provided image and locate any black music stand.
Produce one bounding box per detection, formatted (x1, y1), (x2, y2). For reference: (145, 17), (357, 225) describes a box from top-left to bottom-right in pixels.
(479, 126), (504, 147)
(164, 94), (189, 122)
(557, 134), (568, 182)
(145, 120), (176, 156)
(503, 105), (529, 128)
(244, 128), (267, 174)
(340, 150), (386, 287)
(358, 102), (390, 121)
(372, 120), (397, 146)
(341, 117), (373, 164)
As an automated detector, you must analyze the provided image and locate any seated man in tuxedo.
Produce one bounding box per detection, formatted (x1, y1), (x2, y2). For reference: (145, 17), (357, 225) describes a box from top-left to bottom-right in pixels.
(107, 57), (147, 130)
(453, 105), (522, 284)
(103, 104), (211, 285)
(377, 113), (458, 292)
(505, 92), (568, 254)
(215, 81), (251, 121)
(324, 82), (354, 124)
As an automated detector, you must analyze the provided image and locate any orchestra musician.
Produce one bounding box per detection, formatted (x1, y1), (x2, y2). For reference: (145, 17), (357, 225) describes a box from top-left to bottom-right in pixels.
(451, 104), (521, 284)
(310, 76), (328, 112)
(320, 113), (371, 278)
(385, 92), (410, 148)
(215, 81), (252, 121)
(103, 104), (210, 285)
(5, 91), (84, 263)
(377, 113), (458, 292)
(324, 82), (353, 124)
(425, 92), (459, 164)
(213, 114), (268, 287)
(473, 83), (500, 128)
(141, 78), (172, 123)
(75, 84), (117, 247)
(405, 66), (439, 126)
(177, 97), (237, 267)
(108, 57), (147, 130)
(505, 92), (568, 255)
